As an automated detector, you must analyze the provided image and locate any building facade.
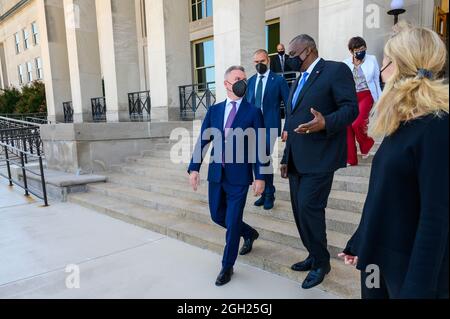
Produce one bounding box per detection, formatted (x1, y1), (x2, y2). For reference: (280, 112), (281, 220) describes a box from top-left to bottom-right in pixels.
(0, 0), (448, 123)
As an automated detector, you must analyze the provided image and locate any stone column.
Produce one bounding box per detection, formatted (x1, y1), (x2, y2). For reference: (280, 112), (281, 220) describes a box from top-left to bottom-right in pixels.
(318, 0), (364, 61)
(36, 0), (72, 123)
(0, 43), (7, 89)
(213, 0), (265, 102)
(144, 0), (192, 122)
(96, 0), (141, 122)
(63, 0), (103, 123)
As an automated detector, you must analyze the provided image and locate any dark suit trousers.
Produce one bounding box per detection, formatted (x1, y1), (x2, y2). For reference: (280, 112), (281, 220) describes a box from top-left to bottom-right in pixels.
(263, 136), (277, 198)
(288, 157), (334, 269)
(208, 177), (255, 270)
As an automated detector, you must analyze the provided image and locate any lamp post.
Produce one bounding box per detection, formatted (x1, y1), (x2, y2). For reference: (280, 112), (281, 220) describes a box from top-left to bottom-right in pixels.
(387, 0), (406, 25)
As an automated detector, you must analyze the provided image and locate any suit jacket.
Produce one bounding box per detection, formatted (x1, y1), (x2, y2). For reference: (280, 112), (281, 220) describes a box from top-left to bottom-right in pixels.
(344, 114), (449, 299)
(270, 54), (292, 74)
(246, 71), (290, 138)
(188, 99), (266, 185)
(282, 58), (359, 174)
(343, 54), (382, 102)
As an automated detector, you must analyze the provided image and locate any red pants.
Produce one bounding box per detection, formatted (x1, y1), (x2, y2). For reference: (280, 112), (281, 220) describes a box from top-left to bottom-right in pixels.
(347, 90), (375, 166)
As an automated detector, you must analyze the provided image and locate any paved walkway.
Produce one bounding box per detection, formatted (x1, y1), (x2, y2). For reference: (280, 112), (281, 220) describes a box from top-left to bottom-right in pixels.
(0, 180), (338, 299)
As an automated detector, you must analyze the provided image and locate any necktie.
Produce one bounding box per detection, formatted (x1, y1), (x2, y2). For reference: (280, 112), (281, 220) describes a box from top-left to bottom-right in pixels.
(224, 101), (237, 137)
(281, 55), (285, 72)
(291, 72), (309, 111)
(223, 102), (237, 166)
(255, 76), (265, 109)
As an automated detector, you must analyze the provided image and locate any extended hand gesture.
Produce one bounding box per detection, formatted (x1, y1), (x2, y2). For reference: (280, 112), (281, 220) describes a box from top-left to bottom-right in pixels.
(294, 108), (326, 134)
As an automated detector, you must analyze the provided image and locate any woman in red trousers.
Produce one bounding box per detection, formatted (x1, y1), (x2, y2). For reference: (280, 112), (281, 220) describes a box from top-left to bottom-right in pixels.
(343, 37), (382, 166)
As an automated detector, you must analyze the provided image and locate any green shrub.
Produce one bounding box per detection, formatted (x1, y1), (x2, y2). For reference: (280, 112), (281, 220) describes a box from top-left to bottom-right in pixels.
(0, 81), (46, 115)
(0, 86), (21, 114)
(15, 81), (47, 114)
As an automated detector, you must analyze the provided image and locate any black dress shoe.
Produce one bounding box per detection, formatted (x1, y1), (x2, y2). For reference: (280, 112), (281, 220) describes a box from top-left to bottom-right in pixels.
(291, 258), (314, 272)
(239, 230), (259, 255)
(254, 196), (265, 207)
(301, 264), (331, 290)
(264, 196), (275, 210)
(215, 267), (234, 286)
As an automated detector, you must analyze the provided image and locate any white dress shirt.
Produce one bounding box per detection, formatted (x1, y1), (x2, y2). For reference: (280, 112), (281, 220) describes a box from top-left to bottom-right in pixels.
(301, 57), (321, 83)
(224, 98), (243, 129)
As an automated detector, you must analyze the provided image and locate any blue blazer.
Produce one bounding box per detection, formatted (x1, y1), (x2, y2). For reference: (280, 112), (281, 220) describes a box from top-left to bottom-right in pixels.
(246, 71), (290, 137)
(188, 99), (266, 186)
(282, 59), (359, 173)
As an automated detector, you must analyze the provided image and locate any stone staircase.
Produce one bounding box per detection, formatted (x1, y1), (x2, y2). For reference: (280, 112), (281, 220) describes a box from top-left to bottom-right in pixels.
(68, 137), (380, 299)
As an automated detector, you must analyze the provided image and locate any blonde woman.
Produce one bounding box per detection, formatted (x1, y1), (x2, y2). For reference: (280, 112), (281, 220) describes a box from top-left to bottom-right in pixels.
(339, 25), (449, 299)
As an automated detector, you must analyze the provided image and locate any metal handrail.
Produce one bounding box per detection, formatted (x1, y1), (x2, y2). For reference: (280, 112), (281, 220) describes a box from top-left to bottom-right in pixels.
(91, 97), (107, 123)
(128, 91), (151, 122)
(0, 141), (48, 206)
(63, 101), (74, 123)
(179, 82), (216, 120)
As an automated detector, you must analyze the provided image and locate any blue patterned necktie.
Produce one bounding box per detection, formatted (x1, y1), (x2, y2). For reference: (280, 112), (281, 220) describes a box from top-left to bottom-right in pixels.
(291, 72), (309, 110)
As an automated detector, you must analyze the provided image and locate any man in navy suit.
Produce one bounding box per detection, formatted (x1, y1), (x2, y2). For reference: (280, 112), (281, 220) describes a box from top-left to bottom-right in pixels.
(280, 34), (358, 289)
(188, 66), (266, 286)
(246, 49), (290, 210)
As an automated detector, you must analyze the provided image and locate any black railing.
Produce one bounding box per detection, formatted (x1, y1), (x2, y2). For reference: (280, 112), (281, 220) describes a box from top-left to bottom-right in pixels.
(276, 71), (299, 87)
(63, 101), (74, 123)
(179, 82), (216, 120)
(91, 97), (107, 123)
(0, 113), (48, 124)
(128, 91), (151, 122)
(0, 127), (43, 158)
(0, 123), (48, 206)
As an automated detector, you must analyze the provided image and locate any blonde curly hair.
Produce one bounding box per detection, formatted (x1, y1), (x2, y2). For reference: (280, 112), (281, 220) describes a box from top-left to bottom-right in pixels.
(369, 23), (449, 137)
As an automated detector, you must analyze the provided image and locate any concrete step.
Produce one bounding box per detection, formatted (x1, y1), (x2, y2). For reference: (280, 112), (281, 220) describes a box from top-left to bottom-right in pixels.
(68, 191), (360, 299)
(104, 172), (361, 235)
(110, 165), (366, 214)
(335, 164), (372, 178)
(140, 147), (376, 165)
(123, 155), (370, 194)
(85, 182), (354, 257)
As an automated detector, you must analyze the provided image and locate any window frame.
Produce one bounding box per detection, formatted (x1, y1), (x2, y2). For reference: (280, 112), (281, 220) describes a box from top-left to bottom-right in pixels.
(26, 61), (33, 82)
(14, 32), (21, 54)
(265, 18), (281, 57)
(18, 65), (24, 84)
(190, 0), (213, 22)
(35, 57), (43, 80)
(192, 36), (215, 87)
(31, 21), (39, 45)
(23, 28), (30, 50)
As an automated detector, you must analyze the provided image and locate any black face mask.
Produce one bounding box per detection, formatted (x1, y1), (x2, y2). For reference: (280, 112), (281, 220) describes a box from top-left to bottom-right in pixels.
(231, 79), (248, 98)
(291, 48), (310, 72)
(289, 56), (302, 72)
(278, 51), (285, 56)
(256, 63), (268, 75)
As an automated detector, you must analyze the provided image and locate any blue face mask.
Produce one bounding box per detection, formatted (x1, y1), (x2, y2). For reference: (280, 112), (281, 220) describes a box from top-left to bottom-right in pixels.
(355, 50), (367, 61)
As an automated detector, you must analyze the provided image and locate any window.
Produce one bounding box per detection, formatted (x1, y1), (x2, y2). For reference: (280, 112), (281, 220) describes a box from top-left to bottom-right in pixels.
(191, 0), (213, 22)
(265, 19), (280, 56)
(23, 29), (30, 50)
(14, 33), (21, 54)
(27, 61), (33, 82)
(193, 38), (215, 86)
(35, 57), (43, 79)
(31, 22), (39, 45)
(18, 65), (24, 84)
